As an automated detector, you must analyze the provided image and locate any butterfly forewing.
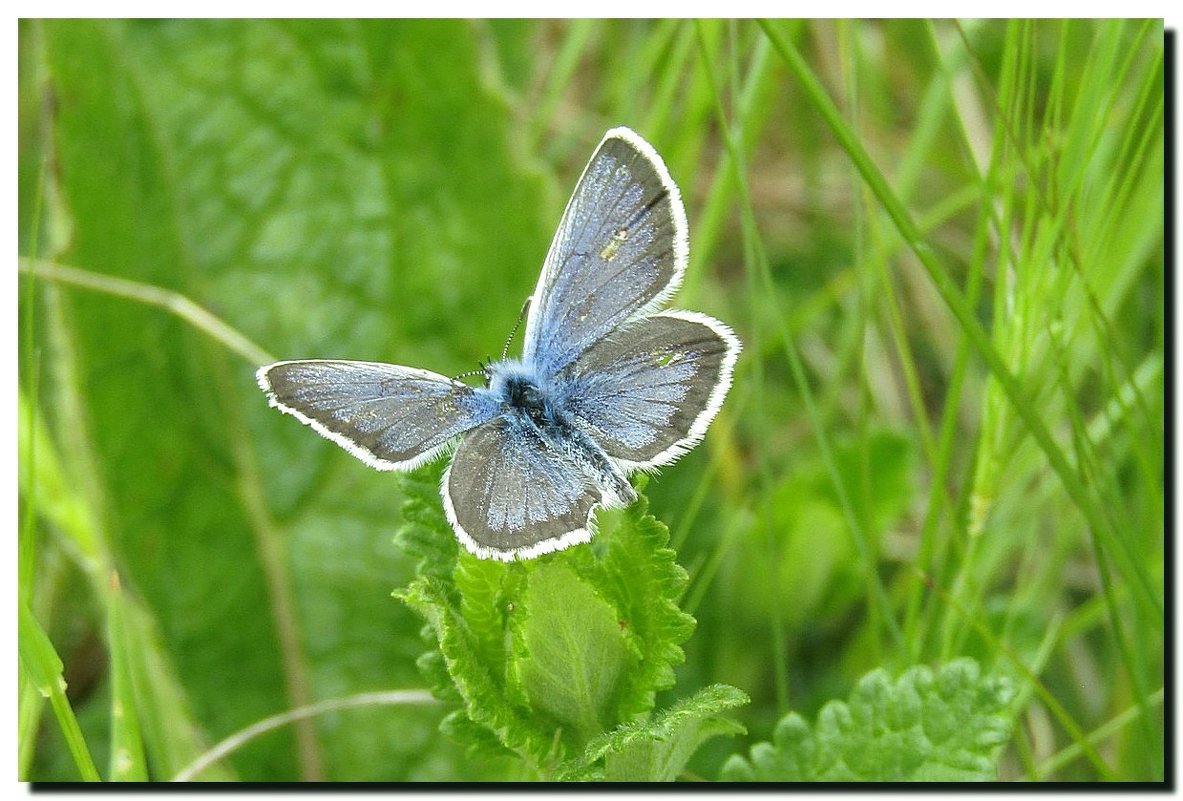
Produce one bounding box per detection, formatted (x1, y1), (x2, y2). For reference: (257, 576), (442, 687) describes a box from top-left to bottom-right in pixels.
(257, 360), (496, 470)
(523, 128), (688, 377)
(443, 417), (599, 560)
(564, 311), (740, 468)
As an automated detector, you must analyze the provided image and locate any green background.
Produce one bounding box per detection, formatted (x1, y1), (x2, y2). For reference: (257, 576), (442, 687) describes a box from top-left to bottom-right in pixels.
(18, 19), (1164, 781)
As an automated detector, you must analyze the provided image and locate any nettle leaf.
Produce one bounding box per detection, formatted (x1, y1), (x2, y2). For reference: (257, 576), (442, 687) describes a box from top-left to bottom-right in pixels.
(394, 463), (458, 582)
(512, 562), (630, 745)
(396, 576), (559, 766)
(722, 659), (1015, 782)
(561, 684), (749, 782)
(394, 483), (708, 777)
(455, 555), (526, 681)
(576, 488), (697, 719)
(415, 649), (460, 704)
(439, 710), (516, 761)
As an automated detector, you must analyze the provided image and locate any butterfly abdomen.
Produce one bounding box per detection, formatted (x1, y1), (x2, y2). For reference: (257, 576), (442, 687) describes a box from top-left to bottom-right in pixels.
(553, 423), (637, 507)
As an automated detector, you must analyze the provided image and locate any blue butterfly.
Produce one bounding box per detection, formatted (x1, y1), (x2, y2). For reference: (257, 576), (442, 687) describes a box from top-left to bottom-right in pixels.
(257, 127), (740, 561)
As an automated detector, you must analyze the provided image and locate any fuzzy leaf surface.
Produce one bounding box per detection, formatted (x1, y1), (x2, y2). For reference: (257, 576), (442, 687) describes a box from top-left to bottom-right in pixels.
(562, 683), (748, 782)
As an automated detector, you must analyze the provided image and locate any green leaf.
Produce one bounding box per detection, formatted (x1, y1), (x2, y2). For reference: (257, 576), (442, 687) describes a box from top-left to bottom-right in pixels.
(18, 391), (101, 570)
(396, 485), (705, 775)
(415, 649), (462, 705)
(722, 659), (1015, 782)
(439, 710), (517, 761)
(36, 18), (545, 779)
(513, 562), (630, 744)
(573, 684), (749, 782)
(397, 575), (561, 767)
(772, 429), (914, 630)
(20, 389), (234, 780)
(574, 491), (697, 720)
(19, 603), (65, 703)
(105, 577), (148, 781)
(456, 552), (526, 682)
(117, 594), (237, 782)
(19, 603), (101, 781)
(395, 463), (459, 582)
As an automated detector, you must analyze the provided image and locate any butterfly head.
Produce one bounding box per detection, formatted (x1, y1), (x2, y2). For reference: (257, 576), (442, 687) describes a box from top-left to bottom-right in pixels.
(486, 359), (560, 426)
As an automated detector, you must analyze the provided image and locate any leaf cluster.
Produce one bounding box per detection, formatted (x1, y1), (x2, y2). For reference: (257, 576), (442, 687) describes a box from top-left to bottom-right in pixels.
(395, 466), (747, 779)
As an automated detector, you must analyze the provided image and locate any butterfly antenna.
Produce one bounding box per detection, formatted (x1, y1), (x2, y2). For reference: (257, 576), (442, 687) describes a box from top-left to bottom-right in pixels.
(500, 295), (533, 361)
(452, 361), (488, 383)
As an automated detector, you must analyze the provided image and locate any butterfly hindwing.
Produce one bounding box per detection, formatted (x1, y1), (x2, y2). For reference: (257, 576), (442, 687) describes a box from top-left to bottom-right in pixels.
(563, 310), (740, 469)
(442, 416), (599, 560)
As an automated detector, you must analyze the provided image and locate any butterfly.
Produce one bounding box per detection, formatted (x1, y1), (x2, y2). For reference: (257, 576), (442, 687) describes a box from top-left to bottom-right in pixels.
(257, 127), (740, 561)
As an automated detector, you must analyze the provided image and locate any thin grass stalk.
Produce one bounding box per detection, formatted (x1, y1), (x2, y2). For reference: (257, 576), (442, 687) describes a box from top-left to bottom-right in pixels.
(710, 20), (908, 663)
(759, 18), (1162, 628)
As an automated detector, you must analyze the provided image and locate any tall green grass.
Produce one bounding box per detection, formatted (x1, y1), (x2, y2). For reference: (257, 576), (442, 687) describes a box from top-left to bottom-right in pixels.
(18, 19), (1163, 781)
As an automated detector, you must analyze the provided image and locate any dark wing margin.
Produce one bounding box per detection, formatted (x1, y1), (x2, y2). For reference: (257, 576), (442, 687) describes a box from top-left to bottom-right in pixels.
(257, 359), (495, 470)
(563, 310), (741, 469)
(522, 127), (688, 377)
(442, 417), (600, 561)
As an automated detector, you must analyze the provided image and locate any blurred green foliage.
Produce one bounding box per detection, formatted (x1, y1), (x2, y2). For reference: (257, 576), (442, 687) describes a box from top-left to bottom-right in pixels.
(18, 19), (1163, 781)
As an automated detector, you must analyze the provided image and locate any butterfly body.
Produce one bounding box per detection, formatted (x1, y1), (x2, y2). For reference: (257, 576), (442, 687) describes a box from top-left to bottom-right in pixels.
(485, 357), (639, 506)
(258, 127), (739, 561)
(485, 358), (558, 426)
